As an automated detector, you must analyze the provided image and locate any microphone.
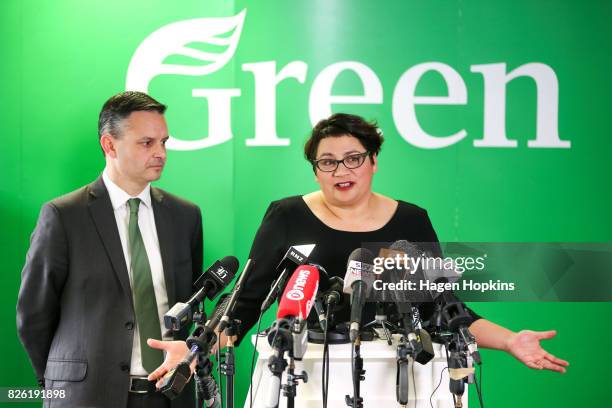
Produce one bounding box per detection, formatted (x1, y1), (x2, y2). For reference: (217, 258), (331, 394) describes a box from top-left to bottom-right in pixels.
(260, 244), (315, 313)
(218, 259), (254, 332)
(265, 265), (319, 408)
(194, 256), (240, 298)
(386, 240), (434, 365)
(164, 256), (239, 331)
(315, 276), (345, 332)
(324, 277), (345, 308)
(160, 258), (242, 402)
(207, 294), (231, 330)
(306, 263), (333, 332)
(267, 264), (320, 359)
(436, 281), (482, 365)
(343, 248), (375, 342)
(276, 264), (320, 321)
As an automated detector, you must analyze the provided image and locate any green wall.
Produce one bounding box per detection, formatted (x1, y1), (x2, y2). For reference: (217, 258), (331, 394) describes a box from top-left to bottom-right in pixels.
(2, 0), (611, 406)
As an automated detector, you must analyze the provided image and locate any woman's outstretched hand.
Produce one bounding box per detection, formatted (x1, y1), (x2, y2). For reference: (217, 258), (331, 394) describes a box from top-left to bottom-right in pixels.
(505, 330), (569, 373)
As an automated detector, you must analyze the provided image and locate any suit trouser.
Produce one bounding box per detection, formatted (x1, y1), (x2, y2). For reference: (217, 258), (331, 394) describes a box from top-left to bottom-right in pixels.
(127, 392), (171, 408)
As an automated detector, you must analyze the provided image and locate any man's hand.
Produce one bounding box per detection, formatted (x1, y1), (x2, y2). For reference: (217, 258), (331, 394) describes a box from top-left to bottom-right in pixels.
(505, 330), (569, 373)
(146, 339), (196, 388)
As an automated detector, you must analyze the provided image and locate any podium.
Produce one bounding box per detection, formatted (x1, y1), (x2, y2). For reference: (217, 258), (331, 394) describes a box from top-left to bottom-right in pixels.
(246, 333), (468, 407)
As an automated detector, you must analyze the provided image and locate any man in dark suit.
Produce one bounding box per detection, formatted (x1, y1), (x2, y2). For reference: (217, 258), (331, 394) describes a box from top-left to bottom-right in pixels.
(16, 91), (201, 408)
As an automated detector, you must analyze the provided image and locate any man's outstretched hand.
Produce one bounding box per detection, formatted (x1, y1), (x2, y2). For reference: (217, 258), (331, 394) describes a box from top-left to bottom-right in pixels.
(146, 339), (196, 388)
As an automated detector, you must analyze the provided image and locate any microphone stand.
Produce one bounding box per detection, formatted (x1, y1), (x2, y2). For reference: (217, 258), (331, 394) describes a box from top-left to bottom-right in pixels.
(395, 305), (417, 408)
(447, 333), (470, 408)
(395, 337), (412, 408)
(220, 319), (240, 408)
(364, 302), (395, 345)
(188, 323), (221, 408)
(265, 318), (307, 408)
(195, 353), (220, 408)
(282, 356), (308, 408)
(345, 336), (365, 408)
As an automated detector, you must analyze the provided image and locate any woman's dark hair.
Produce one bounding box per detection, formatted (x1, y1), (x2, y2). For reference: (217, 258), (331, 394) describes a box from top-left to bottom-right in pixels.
(304, 113), (384, 163)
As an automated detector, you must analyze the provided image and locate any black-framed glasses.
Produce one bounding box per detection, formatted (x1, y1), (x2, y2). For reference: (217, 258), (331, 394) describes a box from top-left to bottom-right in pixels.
(311, 151), (370, 172)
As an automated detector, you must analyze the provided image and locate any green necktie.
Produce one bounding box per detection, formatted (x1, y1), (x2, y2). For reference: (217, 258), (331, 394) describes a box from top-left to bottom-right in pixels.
(127, 198), (163, 373)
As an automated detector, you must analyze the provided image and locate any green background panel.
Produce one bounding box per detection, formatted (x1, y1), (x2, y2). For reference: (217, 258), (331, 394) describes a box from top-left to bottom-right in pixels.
(2, 0), (611, 406)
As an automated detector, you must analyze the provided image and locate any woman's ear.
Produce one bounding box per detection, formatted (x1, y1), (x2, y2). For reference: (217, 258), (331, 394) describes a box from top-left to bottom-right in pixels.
(371, 153), (378, 173)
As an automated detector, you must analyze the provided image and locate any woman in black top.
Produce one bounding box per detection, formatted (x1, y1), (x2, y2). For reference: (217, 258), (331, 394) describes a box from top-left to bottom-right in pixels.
(148, 113), (568, 385)
(233, 196), (481, 334)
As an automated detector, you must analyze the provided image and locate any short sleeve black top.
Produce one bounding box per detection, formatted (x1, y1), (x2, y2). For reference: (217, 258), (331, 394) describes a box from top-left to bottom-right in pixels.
(231, 196), (481, 341)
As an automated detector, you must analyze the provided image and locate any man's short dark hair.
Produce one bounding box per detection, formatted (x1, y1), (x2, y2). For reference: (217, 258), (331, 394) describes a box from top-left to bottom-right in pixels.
(98, 91), (166, 139)
(304, 113), (384, 165)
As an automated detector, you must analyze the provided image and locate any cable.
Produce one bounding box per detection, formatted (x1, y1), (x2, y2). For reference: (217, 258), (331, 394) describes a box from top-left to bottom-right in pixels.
(351, 343), (357, 408)
(473, 363), (484, 408)
(411, 359), (416, 408)
(215, 345), (223, 408)
(479, 363), (483, 401)
(322, 307), (331, 408)
(429, 367), (448, 408)
(443, 342), (457, 407)
(249, 312), (265, 408)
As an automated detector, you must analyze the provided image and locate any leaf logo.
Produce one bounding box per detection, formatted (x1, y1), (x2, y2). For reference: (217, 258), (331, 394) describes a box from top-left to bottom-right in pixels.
(126, 10), (245, 91)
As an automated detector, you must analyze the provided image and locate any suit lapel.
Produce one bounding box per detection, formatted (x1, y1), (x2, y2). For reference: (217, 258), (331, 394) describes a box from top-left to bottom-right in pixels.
(87, 177), (134, 310)
(151, 187), (177, 307)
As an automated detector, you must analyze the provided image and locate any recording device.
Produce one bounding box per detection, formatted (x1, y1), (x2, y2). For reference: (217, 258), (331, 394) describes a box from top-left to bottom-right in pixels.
(158, 350), (195, 400)
(343, 248), (375, 342)
(164, 256), (238, 332)
(261, 244), (315, 313)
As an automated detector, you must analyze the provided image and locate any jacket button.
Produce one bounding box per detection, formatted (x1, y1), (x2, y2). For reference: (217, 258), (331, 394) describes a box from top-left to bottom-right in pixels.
(125, 321), (134, 330)
(119, 362), (130, 372)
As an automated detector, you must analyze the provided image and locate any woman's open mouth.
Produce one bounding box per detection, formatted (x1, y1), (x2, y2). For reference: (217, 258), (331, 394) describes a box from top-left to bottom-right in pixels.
(334, 181), (355, 191)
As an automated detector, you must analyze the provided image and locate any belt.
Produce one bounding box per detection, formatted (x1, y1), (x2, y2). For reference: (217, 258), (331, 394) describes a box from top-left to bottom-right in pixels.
(128, 376), (157, 394)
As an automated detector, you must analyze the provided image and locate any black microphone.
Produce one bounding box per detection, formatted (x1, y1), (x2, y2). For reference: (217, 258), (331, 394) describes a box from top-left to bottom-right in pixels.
(436, 280), (481, 365)
(310, 264), (329, 332)
(160, 298), (229, 402)
(164, 256), (239, 331)
(194, 256), (240, 299)
(217, 259), (254, 332)
(323, 276), (345, 309)
(260, 244), (315, 313)
(383, 241), (435, 365)
(207, 294), (231, 329)
(343, 248), (375, 342)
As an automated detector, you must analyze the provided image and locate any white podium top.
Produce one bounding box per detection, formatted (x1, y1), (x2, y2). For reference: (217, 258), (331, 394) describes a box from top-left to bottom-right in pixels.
(246, 333), (468, 408)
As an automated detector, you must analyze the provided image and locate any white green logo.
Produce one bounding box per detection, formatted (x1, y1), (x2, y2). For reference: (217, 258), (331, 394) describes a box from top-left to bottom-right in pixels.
(127, 10), (570, 151)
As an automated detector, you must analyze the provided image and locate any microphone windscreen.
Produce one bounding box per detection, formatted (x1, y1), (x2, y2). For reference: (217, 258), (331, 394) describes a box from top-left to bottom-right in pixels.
(193, 256), (239, 300)
(277, 265), (320, 319)
(343, 248), (375, 295)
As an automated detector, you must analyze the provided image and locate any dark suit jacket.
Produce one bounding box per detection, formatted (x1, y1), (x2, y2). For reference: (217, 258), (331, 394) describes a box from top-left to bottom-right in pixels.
(16, 177), (203, 408)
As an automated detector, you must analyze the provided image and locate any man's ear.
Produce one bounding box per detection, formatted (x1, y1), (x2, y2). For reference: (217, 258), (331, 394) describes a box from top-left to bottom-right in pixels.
(100, 134), (117, 159)
(371, 153), (378, 173)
